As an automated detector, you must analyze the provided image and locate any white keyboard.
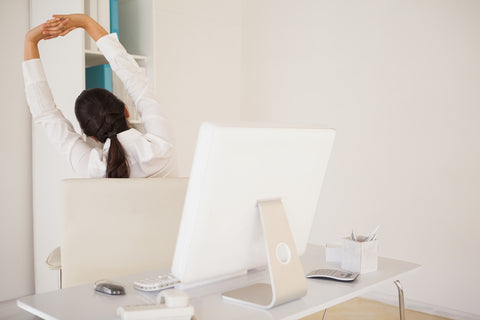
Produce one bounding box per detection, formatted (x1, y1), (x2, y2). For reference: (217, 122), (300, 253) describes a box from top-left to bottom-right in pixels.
(133, 273), (181, 292)
(306, 268), (359, 282)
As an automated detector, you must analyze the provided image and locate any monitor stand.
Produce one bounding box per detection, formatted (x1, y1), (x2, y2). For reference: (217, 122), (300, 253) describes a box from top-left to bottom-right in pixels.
(222, 199), (308, 309)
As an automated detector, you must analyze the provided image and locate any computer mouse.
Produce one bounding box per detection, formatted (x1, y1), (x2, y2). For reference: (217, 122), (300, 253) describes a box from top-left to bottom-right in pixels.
(95, 282), (126, 295)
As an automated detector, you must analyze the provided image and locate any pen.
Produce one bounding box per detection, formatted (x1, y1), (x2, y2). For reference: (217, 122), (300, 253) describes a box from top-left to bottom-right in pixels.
(366, 225), (379, 241)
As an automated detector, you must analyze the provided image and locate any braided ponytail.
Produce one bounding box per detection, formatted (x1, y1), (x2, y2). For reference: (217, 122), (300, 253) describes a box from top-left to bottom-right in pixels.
(106, 133), (130, 178)
(75, 88), (130, 178)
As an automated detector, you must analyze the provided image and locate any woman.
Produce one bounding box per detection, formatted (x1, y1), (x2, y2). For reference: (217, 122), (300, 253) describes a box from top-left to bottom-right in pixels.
(23, 14), (177, 178)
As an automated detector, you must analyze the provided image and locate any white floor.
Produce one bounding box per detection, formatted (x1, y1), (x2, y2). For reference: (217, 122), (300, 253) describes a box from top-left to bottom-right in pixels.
(0, 299), (40, 320)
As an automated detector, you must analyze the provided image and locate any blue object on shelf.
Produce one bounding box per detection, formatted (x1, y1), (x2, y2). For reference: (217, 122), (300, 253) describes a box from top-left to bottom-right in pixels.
(86, 64), (113, 92)
(110, 0), (119, 36)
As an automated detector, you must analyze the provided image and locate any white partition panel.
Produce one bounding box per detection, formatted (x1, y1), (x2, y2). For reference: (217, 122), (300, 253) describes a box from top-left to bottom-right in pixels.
(0, 0), (34, 301)
(30, 0), (84, 293)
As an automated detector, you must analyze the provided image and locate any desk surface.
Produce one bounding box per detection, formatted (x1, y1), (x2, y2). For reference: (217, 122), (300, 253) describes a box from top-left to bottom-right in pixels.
(18, 244), (420, 320)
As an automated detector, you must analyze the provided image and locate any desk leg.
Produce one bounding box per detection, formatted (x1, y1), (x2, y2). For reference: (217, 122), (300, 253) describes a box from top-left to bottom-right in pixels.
(394, 280), (405, 320)
(321, 309), (327, 320)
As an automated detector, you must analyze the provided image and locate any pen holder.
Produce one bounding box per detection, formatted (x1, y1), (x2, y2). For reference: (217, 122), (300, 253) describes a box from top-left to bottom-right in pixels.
(341, 238), (378, 274)
(325, 242), (343, 263)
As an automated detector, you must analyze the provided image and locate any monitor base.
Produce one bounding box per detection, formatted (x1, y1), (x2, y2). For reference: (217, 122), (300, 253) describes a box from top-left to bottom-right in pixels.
(223, 199), (308, 309)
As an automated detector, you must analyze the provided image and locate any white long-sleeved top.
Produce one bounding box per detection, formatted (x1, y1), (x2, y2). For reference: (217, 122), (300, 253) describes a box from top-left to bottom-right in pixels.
(23, 33), (177, 178)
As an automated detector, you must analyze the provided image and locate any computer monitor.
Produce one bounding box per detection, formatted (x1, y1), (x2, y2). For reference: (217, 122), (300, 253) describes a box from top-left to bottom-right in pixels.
(171, 122), (335, 308)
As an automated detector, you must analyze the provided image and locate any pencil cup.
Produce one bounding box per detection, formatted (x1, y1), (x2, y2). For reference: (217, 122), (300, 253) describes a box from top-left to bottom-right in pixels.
(341, 238), (378, 274)
(325, 242), (343, 263)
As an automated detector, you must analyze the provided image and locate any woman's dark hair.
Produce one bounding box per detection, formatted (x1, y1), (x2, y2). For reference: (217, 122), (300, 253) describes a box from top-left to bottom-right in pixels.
(75, 88), (130, 178)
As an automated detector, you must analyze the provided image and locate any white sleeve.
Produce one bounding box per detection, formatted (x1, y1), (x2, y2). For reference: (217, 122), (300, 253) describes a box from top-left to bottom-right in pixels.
(22, 58), (101, 177)
(95, 33), (174, 145)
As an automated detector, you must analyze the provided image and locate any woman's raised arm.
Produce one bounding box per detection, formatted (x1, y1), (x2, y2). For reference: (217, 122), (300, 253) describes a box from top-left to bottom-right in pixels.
(24, 18), (71, 60)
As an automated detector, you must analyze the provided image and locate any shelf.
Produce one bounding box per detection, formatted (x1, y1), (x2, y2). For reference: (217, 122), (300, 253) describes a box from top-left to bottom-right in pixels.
(84, 0), (153, 126)
(85, 49), (147, 68)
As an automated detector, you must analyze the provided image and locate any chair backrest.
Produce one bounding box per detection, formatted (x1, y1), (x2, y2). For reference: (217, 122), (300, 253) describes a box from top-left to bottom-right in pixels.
(60, 178), (188, 288)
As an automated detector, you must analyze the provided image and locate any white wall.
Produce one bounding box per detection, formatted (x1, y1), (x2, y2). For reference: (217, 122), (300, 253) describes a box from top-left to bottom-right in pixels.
(0, 0), (35, 301)
(241, 0), (480, 317)
(153, 0), (243, 175)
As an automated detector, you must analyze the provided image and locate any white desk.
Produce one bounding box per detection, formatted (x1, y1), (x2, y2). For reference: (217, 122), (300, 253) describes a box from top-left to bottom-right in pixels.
(17, 244), (420, 320)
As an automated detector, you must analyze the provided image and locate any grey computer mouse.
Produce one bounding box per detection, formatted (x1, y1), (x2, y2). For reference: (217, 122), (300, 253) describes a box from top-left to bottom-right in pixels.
(95, 282), (126, 295)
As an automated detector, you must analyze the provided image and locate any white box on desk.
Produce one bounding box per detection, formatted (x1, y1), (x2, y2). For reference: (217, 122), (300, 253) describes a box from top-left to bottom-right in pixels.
(341, 238), (378, 274)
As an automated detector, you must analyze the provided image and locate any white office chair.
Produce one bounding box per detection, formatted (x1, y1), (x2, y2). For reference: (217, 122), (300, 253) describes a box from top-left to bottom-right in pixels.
(56, 177), (188, 288)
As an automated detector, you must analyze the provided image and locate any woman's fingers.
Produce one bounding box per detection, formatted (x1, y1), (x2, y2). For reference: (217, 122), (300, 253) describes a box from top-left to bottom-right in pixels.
(59, 27), (77, 37)
(52, 14), (68, 19)
(44, 18), (63, 27)
(44, 18), (69, 30)
(42, 19), (70, 37)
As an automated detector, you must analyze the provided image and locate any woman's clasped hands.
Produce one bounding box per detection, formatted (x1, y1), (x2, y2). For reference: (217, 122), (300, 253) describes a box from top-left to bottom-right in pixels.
(26, 14), (92, 44)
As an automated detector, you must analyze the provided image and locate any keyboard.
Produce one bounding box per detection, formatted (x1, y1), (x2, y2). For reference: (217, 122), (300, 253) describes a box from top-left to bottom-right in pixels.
(306, 268), (359, 282)
(133, 273), (181, 292)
